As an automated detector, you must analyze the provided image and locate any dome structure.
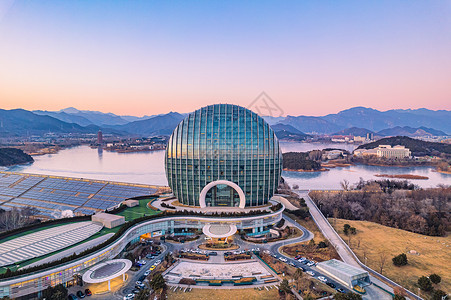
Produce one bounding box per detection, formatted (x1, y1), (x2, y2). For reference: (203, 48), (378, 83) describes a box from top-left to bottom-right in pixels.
(165, 104), (282, 207)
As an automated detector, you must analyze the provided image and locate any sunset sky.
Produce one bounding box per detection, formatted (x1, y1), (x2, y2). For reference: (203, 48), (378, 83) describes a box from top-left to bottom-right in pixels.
(1, 1), (450, 117)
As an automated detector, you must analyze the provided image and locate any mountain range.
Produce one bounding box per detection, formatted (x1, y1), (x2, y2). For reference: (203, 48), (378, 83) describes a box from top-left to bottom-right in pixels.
(0, 106), (449, 137)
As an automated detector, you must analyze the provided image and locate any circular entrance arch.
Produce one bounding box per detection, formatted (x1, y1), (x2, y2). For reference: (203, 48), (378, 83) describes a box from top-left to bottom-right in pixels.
(199, 180), (246, 209)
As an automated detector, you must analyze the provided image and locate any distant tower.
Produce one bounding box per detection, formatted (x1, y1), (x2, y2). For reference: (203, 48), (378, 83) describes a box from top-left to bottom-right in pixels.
(366, 132), (374, 140)
(97, 130), (103, 144)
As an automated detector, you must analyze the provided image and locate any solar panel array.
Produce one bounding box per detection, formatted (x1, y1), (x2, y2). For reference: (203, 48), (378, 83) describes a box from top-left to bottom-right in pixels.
(0, 172), (158, 218)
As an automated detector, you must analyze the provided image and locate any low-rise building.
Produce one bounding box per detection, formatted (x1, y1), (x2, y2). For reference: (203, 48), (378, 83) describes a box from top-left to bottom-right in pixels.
(92, 213), (125, 229)
(316, 259), (371, 288)
(376, 145), (411, 159)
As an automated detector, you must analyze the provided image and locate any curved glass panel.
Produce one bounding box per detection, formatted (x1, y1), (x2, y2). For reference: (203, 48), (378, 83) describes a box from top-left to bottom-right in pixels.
(165, 104), (282, 207)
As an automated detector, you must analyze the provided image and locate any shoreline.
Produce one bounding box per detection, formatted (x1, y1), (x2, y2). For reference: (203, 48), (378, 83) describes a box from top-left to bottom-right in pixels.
(283, 168), (329, 172)
(374, 174), (429, 180)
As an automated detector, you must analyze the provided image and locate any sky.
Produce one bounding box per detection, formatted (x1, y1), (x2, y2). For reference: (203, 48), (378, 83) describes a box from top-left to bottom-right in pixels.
(0, 0), (450, 117)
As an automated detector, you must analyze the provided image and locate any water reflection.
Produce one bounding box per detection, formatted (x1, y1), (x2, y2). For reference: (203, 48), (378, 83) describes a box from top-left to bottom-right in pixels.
(5, 144), (450, 189)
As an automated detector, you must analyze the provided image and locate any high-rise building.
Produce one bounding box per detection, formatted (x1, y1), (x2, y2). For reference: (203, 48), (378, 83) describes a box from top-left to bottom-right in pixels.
(97, 130), (103, 144)
(165, 104), (282, 208)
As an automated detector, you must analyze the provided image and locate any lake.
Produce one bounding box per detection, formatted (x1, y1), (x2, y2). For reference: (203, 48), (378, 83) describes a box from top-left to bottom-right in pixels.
(3, 143), (450, 189)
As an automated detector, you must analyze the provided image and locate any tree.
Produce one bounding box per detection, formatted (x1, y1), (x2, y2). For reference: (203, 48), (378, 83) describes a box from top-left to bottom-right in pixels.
(393, 295), (406, 300)
(418, 276), (433, 292)
(344, 224), (351, 235)
(135, 289), (150, 300)
(149, 273), (166, 291)
(392, 253), (408, 266)
(317, 241), (328, 249)
(335, 292), (363, 300)
(293, 268), (303, 290)
(378, 251), (388, 274)
(429, 273), (441, 284)
(341, 180), (350, 191)
(278, 278), (291, 295)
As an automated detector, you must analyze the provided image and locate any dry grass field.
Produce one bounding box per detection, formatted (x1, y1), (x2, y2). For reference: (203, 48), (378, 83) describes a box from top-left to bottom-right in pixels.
(167, 287), (282, 300)
(331, 218), (450, 294)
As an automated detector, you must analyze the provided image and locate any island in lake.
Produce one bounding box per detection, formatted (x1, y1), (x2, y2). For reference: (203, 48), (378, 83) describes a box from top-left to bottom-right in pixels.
(0, 148), (34, 167)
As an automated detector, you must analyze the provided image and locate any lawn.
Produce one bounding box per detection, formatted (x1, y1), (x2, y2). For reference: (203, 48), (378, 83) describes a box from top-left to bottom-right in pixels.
(116, 197), (160, 221)
(167, 287), (280, 300)
(331, 218), (450, 294)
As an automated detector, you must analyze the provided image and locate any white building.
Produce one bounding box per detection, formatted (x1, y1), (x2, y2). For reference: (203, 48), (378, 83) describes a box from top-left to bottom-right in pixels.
(376, 145), (411, 159)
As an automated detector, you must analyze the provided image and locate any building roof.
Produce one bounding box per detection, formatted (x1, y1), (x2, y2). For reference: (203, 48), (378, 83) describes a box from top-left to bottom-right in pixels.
(317, 259), (367, 277)
(92, 212), (125, 222)
(82, 259), (132, 283)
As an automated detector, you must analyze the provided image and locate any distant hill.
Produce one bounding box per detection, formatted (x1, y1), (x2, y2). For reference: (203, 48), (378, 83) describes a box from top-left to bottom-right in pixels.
(272, 123), (310, 140)
(270, 107), (451, 134)
(115, 112), (185, 136)
(0, 148), (34, 166)
(332, 127), (375, 136)
(0, 109), (94, 136)
(356, 136), (451, 157)
(58, 107), (129, 126)
(377, 126), (447, 137)
(33, 110), (94, 126)
(281, 115), (341, 134)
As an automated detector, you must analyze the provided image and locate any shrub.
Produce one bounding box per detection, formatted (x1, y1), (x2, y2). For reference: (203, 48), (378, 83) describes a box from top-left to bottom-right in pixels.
(432, 289), (447, 300)
(418, 276), (433, 292)
(392, 254), (408, 266)
(429, 273), (441, 284)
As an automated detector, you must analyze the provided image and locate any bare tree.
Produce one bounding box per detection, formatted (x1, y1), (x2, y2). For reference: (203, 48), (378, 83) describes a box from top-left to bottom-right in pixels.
(378, 251), (388, 274)
(340, 179), (350, 191)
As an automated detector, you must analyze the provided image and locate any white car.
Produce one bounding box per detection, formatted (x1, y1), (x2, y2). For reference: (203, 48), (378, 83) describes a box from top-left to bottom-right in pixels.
(317, 276), (327, 283)
(298, 257), (306, 262)
(289, 262), (296, 267)
(124, 293), (135, 300)
(307, 261), (315, 267)
(278, 257), (287, 262)
(144, 270), (151, 276)
(155, 260), (161, 265)
(306, 271), (315, 276)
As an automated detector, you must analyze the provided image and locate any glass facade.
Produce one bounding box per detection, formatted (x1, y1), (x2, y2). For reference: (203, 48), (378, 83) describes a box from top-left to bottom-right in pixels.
(165, 104), (282, 207)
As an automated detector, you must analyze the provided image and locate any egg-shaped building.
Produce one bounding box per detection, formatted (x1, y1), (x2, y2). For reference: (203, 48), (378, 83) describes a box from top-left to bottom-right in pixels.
(165, 104), (282, 208)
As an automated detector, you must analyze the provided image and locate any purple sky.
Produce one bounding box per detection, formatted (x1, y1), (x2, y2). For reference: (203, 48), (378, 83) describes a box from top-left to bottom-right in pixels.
(1, 1), (450, 116)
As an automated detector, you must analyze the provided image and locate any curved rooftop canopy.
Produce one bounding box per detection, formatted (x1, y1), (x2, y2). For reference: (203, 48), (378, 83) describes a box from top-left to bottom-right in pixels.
(202, 224), (237, 238)
(82, 259), (132, 284)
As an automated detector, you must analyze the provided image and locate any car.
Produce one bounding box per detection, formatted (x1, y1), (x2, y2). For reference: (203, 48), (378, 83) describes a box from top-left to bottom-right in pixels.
(307, 261), (315, 267)
(138, 260), (147, 265)
(138, 275), (146, 281)
(155, 260), (161, 265)
(209, 251), (218, 256)
(149, 265), (156, 271)
(123, 294), (135, 300)
(306, 271), (315, 276)
(144, 270), (151, 276)
(68, 295), (78, 300)
(326, 282), (336, 288)
(336, 288), (346, 293)
(289, 262), (296, 267)
(84, 289), (92, 296)
(135, 283), (145, 289)
(298, 266), (306, 272)
(132, 289), (140, 294)
(136, 281), (142, 286)
(76, 291), (85, 298)
(317, 276), (327, 283)
(294, 255), (301, 260)
(145, 254), (153, 259)
(297, 257), (306, 262)
(271, 254), (277, 258)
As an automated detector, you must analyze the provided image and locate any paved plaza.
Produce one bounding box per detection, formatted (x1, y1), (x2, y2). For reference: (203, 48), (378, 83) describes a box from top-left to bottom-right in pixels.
(164, 260), (272, 283)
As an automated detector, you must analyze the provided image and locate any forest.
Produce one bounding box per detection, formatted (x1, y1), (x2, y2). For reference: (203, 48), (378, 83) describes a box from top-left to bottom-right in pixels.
(282, 151), (322, 171)
(310, 180), (450, 236)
